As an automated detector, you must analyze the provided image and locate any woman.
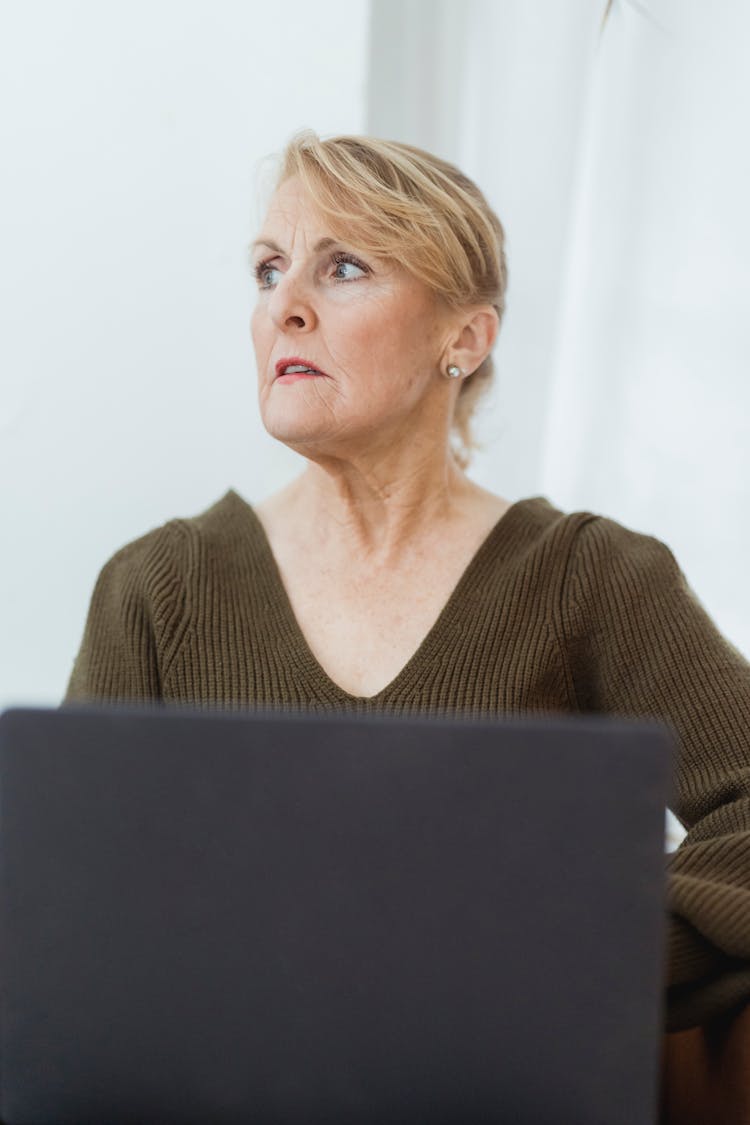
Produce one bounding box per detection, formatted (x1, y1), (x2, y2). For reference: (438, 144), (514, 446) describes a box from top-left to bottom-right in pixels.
(65, 130), (750, 1119)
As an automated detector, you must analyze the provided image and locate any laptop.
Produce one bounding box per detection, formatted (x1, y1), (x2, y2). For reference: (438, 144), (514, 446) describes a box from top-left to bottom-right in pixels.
(0, 705), (673, 1125)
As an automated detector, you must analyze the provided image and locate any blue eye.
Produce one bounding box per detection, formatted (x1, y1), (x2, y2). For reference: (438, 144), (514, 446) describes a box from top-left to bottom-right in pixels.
(254, 261), (280, 289)
(331, 252), (368, 282)
(254, 250), (370, 290)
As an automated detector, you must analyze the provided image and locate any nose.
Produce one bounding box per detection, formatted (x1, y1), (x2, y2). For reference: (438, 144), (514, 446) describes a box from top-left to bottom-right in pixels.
(267, 268), (318, 333)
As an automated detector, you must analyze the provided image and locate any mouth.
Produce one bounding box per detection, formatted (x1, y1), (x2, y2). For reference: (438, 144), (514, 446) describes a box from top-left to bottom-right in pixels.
(275, 356), (329, 382)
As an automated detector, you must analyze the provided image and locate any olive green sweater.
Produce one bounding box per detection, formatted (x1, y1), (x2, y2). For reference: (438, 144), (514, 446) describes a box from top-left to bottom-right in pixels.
(64, 488), (750, 1032)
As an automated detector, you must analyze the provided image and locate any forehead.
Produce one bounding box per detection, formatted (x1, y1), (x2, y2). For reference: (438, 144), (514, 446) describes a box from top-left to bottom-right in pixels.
(258, 176), (331, 243)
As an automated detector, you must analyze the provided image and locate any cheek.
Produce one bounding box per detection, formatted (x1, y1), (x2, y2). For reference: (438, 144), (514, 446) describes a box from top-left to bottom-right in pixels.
(250, 305), (264, 348)
(250, 311), (276, 375)
(369, 310), (432, 374)
(348, 304), (417, 365)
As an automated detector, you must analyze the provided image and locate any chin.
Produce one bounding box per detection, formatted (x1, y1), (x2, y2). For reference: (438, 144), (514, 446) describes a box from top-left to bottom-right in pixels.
(260, 405), (339, 452)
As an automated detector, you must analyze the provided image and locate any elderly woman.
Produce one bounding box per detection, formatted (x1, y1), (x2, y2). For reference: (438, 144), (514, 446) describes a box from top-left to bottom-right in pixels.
(65, 131), (750, 1120)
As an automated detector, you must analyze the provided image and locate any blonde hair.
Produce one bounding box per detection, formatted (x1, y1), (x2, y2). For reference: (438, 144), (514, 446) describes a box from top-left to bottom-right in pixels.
(264, 129), (509, 469)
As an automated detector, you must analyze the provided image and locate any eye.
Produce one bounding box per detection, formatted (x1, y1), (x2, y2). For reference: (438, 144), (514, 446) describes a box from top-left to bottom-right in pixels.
(254, 259), (280, 289)
(330, 251), (369, 282)
(253, 250), (370, 290)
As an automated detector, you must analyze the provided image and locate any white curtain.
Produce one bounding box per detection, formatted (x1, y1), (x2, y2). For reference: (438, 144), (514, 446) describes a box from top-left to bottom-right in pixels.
(367, 0), (604, 503)
(541, 0), (750, 665)
(367, 0), (750, 664)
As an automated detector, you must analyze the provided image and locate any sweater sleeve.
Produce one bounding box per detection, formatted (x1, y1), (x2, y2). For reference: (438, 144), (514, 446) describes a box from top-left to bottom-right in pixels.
(63, 521), (191, 706)
(562, 514), (750, 1032)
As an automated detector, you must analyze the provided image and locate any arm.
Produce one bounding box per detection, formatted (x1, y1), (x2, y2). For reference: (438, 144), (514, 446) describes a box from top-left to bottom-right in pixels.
(560, 514), (750, 1031)
(561, 516), (750, 1120)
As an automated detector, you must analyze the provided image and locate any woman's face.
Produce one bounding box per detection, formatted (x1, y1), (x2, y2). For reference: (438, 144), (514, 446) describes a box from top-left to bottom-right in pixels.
(250, 176), (458, 458)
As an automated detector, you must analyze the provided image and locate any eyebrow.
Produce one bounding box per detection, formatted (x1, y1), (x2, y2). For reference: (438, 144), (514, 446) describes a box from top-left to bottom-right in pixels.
(250, 236), (339, 256)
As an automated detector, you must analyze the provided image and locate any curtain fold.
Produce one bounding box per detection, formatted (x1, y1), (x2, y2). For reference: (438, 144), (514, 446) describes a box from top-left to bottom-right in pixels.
(541, 0), (750, 660)
(367, 0), (750, 659)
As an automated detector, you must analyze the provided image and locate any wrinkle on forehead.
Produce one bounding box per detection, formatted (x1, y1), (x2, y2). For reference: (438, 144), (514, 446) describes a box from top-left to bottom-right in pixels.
(255, 176), (399, 281)
(256, 177), (336, 258)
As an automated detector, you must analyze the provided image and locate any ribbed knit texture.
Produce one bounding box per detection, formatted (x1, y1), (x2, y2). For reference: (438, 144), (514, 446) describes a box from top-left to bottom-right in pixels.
(64, 488), (750, 1032)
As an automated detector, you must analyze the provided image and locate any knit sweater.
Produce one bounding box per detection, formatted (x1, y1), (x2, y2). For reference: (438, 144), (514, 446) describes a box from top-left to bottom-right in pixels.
(64, 488), (750, 1032)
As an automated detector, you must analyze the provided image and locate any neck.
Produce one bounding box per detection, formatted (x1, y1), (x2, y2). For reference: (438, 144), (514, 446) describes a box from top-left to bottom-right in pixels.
(279, 442), (477, 564)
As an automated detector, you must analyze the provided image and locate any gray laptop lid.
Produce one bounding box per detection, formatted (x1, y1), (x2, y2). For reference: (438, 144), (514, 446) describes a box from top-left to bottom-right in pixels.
(0, 706), (672, 1125)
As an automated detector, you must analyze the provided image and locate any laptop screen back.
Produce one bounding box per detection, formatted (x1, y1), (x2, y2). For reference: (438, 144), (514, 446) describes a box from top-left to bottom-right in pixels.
(0, 706), (672, 1125)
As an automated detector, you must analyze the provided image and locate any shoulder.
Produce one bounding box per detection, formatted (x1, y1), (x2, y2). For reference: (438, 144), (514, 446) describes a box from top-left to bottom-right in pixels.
(560, 506), (684, 602)
(509, 492), (674, 563)
(517, 496), (671, 556)
(535, 504), (710, 654)
(504, 496), (615, 572)
(508, 498), (688, 620)
(511, 496), (593, 541)
(91, 489), (253, 605)
(102, 489), (248, 565)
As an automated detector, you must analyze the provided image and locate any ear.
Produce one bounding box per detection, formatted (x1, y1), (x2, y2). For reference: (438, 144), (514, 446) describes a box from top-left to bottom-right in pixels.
(443, 305), (499, 376)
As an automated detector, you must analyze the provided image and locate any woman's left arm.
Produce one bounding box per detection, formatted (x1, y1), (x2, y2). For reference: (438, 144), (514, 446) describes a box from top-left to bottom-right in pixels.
(562, 513), (750, 1030)
(561, 514), (750, 1119)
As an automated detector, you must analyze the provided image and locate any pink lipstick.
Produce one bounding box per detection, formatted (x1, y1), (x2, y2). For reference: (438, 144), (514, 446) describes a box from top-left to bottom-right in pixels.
(275, 356), (329, 382)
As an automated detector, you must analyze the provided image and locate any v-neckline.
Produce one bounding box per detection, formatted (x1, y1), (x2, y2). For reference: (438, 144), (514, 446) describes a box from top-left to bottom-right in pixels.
(227, 489), (538, 706)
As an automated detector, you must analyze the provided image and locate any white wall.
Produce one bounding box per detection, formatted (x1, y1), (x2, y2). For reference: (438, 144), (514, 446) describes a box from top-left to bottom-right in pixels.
(0, 0), (369, 709)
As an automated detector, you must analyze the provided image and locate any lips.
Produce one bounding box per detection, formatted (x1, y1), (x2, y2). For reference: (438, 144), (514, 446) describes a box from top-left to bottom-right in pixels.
(275, 356), (329, 379)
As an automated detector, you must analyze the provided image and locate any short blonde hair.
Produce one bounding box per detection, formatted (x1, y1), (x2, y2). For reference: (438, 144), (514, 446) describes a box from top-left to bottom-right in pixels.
(266, 129), (509, 469)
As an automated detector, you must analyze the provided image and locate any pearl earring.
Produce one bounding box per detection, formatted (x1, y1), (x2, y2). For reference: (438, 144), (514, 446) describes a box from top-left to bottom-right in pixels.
(446, 364), (463, 379)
